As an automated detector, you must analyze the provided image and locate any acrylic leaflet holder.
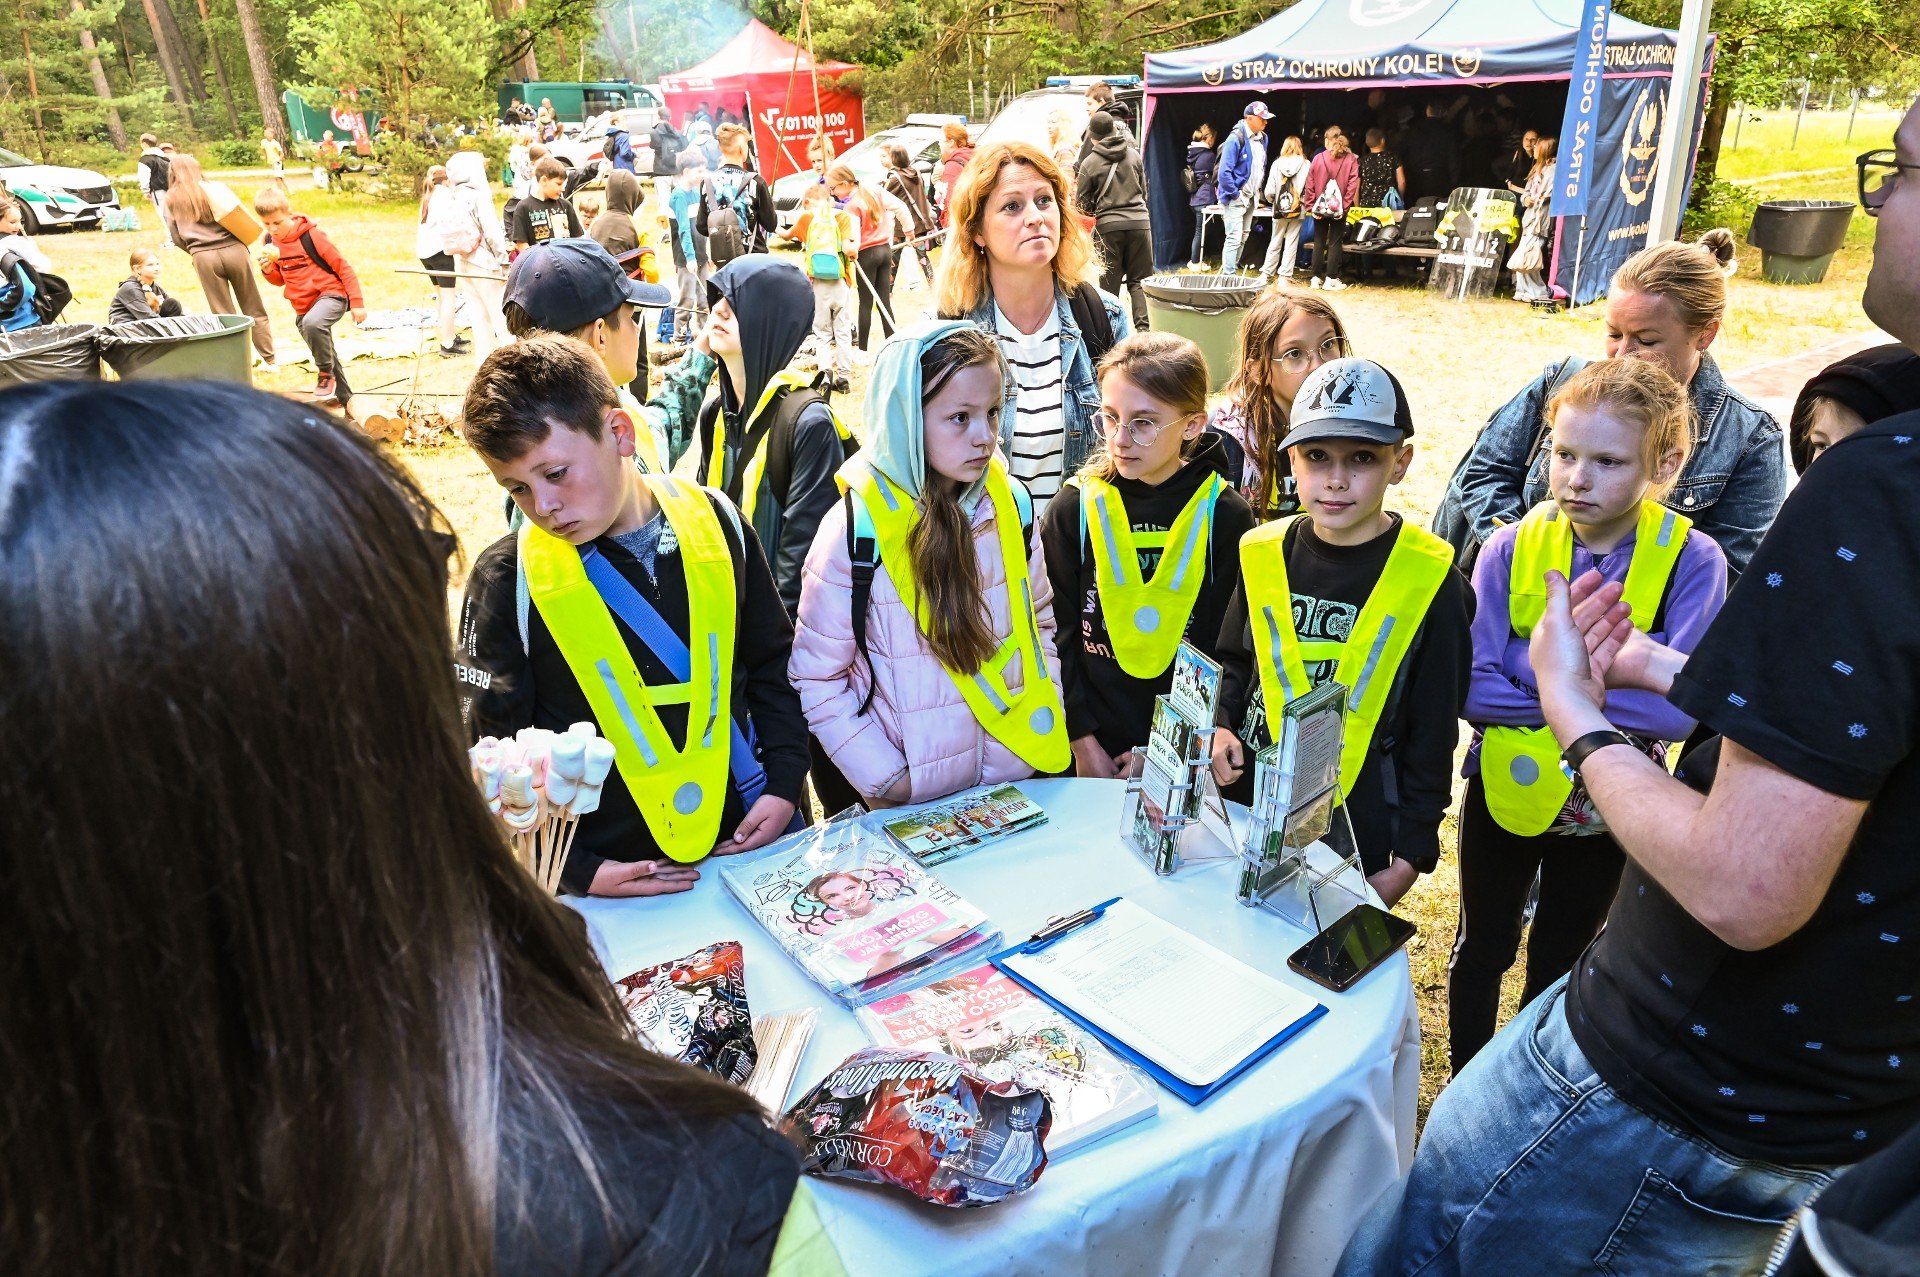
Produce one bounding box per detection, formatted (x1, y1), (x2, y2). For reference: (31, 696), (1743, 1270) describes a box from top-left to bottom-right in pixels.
(1118, 720), (1237, 876)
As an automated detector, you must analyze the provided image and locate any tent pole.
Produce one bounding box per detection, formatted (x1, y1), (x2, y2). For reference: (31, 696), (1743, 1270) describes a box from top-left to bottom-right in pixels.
(1646, 0), (1712, 246)
(1572, 214), (1587, 308)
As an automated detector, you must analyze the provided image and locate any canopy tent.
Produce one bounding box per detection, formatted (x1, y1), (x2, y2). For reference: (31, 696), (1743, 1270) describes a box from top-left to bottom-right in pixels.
(660, 19), (866, 184)
(1141, 0), (1710, 304)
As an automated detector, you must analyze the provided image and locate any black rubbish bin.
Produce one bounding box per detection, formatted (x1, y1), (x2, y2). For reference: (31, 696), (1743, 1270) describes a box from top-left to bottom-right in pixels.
(0, 323), (101, 385)
(1747, 200), (1856, 285)
(97, 314), (256, 383)
(1142, 274), (1265, 392)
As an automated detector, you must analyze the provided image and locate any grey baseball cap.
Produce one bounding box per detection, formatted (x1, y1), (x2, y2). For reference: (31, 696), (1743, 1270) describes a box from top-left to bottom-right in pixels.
(1278, 357), (1415, 450)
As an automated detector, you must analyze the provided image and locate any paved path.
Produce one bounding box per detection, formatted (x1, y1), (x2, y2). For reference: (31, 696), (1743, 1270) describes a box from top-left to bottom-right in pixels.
(1724, 327), (1898, 425)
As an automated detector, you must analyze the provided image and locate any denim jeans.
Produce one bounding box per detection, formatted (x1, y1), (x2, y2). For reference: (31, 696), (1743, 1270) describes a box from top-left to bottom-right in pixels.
(1220, 196), (1256, 273)
(1337, 979), (1835, 1276)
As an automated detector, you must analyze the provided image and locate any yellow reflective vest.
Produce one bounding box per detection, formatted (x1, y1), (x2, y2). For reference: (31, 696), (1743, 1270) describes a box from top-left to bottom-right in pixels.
(842, 458), (1071, 774)
(1071, 471), (1226, 679)
(1481, 500), (1692, 836)
(519, 474), (738, 863)
(1240, 517), (1455, 796)
(707, 371), (854, 524)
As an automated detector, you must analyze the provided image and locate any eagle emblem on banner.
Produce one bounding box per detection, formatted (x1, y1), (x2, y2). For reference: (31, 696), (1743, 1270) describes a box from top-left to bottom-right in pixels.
(1619, 84), (1664, 207)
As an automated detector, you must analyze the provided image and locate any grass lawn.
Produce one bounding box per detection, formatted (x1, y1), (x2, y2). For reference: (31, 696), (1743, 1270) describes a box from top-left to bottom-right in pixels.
(1717, 101), (1905, 182)
(36, 136), (1889, 1126)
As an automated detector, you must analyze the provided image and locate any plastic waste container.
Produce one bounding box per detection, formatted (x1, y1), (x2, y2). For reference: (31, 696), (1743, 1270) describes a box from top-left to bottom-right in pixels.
(1142, 274), (1263, 392)
(97, 314), (255, 383)
(1747, 200), (1856, 285)
(0, 322), (101, 384)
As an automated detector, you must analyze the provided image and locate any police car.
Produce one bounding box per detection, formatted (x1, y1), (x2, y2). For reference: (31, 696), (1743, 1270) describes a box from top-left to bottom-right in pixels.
(0, 146), (118, 233)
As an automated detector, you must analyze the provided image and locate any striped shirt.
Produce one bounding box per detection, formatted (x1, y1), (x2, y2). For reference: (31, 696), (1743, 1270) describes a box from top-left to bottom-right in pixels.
(994, 302), (1066, 513)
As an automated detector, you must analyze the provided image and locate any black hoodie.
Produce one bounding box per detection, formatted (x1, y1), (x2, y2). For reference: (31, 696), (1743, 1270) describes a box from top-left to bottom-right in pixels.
(1075, 120), (1150, 230)
(696, 255), (846, 616)
(1038, 433), (1257, 759)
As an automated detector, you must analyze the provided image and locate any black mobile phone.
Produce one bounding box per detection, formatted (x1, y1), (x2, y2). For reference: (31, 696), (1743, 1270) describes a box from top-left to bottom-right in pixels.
(1288, 903), (1416, 992)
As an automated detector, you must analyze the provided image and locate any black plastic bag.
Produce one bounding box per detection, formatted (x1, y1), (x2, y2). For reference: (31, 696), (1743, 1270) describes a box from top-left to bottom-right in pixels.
(0, 322), (99, 384)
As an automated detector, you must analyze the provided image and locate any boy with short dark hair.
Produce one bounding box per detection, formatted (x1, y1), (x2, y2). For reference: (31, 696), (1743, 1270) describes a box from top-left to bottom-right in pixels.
(1210, 357), (1474, 906)
(454, 334), (809, 896)
(510, 157), (584, 251)
(255, 185), (365, 409)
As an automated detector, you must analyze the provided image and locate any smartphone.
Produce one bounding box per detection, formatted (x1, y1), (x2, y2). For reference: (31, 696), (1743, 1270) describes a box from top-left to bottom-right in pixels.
(1288, 903), (1416, 992)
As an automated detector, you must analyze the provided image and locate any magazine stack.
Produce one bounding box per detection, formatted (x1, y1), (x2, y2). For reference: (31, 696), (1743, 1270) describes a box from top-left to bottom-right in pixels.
(720, 819), (1003, 1007)
(881, 784), (1049, 866)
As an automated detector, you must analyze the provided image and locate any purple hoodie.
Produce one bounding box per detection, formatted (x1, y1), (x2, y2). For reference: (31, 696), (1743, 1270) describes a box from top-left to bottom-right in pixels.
(1463, 514), (1727, 765)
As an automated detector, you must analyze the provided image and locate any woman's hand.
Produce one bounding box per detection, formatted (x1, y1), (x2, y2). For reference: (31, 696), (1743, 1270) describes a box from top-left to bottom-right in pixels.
(590, 859), (701, 897)
(1529, 570), (1619, 716)
(724, 794), (797, 853)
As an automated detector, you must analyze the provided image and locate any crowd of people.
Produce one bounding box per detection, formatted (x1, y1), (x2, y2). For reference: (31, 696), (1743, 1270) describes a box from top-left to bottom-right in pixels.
(6, 85), (1920, 1277)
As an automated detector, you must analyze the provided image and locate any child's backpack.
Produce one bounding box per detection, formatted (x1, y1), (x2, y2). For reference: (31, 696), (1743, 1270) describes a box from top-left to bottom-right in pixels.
(706, 171), (755, 265)
(428, 189), (482, 256)
(801, 208), (846, 280)
(1310, 171), (1346, 219)
(601, 133), (620, 163)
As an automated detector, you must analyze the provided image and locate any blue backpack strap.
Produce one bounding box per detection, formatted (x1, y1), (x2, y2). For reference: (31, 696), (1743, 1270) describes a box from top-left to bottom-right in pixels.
(576, 545), (768, 808)
(844, 488), (880, 717)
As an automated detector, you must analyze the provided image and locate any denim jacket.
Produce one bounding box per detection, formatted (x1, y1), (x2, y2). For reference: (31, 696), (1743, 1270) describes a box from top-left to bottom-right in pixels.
(1437, 351), (1786, 578)
(961, 283), (1133, 478)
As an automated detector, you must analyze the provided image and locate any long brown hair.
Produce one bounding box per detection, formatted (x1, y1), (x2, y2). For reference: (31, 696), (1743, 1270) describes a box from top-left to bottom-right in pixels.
(910, 327), (1008, 674)
(420, 162), (449, 222)
(1081, 332), (1211, 484)
(1222, 287), (1351, 519)
(934, 140), (1099, 317)
(163, 152), (214, 225)
(825, 161), (882, 231)
(0, 381), (757, 1276)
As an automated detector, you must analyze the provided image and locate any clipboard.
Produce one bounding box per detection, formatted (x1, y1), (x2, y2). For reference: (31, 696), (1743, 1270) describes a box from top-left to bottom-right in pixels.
(990, 898), (1327, 1106)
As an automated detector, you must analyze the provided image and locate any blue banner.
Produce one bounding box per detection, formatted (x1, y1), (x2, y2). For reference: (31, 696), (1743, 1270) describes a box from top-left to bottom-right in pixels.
(1552, 0), (1612, 218)
(1550, 76), (1670, 305)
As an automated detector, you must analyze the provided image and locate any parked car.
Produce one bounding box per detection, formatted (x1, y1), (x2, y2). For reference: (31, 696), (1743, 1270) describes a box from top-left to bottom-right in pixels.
(0, 146), (118, 233)
(978, 75), (1144, 155)
(771, 115), (971, 236)
(547, 102), (662, 175)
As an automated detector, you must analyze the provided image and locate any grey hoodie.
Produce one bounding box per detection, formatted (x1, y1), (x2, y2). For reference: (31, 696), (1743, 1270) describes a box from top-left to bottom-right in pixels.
(1075, 127), (1149, 230)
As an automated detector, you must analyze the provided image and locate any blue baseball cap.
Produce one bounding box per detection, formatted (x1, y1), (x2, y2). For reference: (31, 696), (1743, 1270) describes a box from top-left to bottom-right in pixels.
(503, 237), (670, 332)
(1244, 100), (1275, 119)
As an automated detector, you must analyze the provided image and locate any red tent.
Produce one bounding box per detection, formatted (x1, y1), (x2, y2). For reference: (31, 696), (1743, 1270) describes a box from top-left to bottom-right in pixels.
(659, 19), (865, 183)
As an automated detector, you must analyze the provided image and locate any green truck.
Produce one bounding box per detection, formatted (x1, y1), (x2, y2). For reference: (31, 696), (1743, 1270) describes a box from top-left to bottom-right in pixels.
(496, 81), (662, 124)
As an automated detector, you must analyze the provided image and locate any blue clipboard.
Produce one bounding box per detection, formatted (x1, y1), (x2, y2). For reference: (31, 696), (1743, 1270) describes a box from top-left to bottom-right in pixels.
(989, 898), (1328, 1106)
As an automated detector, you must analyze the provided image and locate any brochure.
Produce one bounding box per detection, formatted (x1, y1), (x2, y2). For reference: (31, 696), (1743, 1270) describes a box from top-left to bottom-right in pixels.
(882, 784), (1048, 865)
(858, 964), (1157, 1155)
(1168, 641), (1223, 727)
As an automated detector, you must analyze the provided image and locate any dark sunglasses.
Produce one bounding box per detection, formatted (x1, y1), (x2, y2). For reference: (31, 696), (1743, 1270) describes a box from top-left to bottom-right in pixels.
(1857, 150), (1920, 217)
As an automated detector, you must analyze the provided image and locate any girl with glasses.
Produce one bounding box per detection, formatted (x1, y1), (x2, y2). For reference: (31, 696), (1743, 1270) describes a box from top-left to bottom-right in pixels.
(1206, 287), (1353, 522)
(1039, 332), (1256, 778)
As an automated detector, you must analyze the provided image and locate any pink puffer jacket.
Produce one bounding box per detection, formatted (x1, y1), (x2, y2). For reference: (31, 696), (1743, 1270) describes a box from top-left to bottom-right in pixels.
(790, 494), (1061, 805)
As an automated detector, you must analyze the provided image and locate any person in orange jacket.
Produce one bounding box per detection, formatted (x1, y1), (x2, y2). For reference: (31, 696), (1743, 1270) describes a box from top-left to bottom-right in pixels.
(254, 185), (366, 410)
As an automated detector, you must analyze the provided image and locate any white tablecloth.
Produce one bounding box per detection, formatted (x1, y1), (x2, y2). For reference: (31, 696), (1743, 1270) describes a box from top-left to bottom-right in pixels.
(571, 777), (1419, 1277)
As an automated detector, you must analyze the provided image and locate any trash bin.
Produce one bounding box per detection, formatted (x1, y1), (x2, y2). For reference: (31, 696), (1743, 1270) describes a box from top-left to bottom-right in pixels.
(97, 314), (255, 383)
(1747, 199), (1856, 285)
(1143, 274), (1264, 392)
(0, 323), (101, 385)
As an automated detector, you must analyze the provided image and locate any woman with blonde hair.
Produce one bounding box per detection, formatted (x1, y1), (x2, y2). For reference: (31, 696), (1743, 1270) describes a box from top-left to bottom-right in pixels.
(1510, 135), (1557, 303)
(1436, 228), (1785, 576)
(934, 139), (1131, 514)
(162, 154), (275, 365)
(1206, 286), (1352, 520)
(1259, 134), (1310, 283)
(415, 164), (466, 358)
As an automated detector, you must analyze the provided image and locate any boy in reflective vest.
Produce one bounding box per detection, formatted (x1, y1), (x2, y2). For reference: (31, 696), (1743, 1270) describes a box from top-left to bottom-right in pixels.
(453, 335), (811, 898)
(1448, 357), (1726, 1074)
(1211, 358), (1473, 908)
(1039, 332), (1256, 777)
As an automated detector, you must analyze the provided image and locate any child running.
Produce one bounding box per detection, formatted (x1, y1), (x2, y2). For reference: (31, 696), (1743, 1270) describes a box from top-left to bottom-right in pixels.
(1206, 287), (1352, 521)
(454, 335), (810, 897)
(790, 321), (1070, 806)
(255, 186), (365, 410)
(1212, 357), (1473, 908)
(1448, 357), (1727, 1073)
(1039, 332), (1255, 776)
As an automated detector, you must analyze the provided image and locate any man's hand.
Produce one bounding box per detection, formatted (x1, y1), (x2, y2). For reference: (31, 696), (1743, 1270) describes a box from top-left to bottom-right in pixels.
(724, 794), (797, 853)
(590, 858), (700, 897)
(1529, 570), (1617, 718)
(1368, 858), (1418, 908)
(1211, 730), (1245, 787)
(350, 306), (367, 324)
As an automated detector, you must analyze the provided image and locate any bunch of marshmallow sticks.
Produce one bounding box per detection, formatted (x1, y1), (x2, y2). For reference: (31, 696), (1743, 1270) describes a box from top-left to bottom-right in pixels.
(470, 723), (617, 894)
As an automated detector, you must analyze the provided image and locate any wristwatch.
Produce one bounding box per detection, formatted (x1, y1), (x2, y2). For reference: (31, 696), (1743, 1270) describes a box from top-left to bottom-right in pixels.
(1560, 729), (1637, 781)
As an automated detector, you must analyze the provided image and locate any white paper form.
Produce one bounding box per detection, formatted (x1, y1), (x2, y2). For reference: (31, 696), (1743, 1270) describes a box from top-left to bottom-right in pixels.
(1002, 900), (1321, 1087)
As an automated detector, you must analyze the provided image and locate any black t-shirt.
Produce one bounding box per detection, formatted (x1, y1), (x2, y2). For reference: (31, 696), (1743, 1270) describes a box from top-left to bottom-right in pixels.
(512, 194), (584, 246)
(1214, 515), (1473, 875)
(1569, 413), (1920, 1165)
(455, 492), (811, 893)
